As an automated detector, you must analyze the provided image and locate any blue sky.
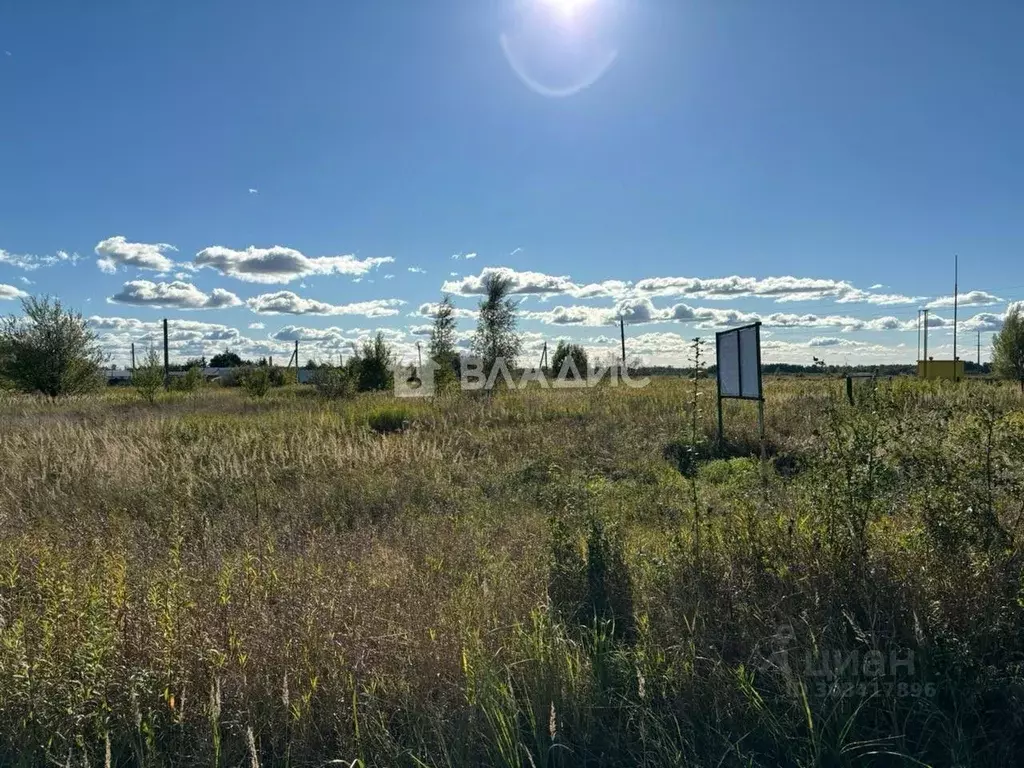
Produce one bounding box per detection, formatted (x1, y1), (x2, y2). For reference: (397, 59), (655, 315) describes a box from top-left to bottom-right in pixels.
(2, 0), (1023, 366)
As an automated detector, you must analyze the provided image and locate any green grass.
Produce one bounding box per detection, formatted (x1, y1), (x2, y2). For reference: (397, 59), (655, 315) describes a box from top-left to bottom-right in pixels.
(1, 377), (1024, 766)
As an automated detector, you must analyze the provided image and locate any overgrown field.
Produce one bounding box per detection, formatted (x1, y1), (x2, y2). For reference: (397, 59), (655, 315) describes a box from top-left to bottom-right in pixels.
(2, 377), (1024, 766)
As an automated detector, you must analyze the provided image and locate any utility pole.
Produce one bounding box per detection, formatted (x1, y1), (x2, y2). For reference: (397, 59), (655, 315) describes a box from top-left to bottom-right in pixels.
(917, 310), (922, 362)
(922, 309), (929, 379)
(977, 330), (981, 368)
(620, 314), (626, 369)
(952, 255), (959, 381)
(416, 341), (422, 370)
(131, 342), (136, 372)
(162, 318), (170, 390)
(294, 339), (299, 369)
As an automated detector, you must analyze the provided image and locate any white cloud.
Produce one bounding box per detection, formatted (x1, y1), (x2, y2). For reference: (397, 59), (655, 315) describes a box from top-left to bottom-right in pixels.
(413, 302), (477, 320)
(443, 267), (578, 296)
(246, 291), (405, 317)
(95, 236), (177, 273)
(18, 276), (32, 285)
(408, 267), (427, 274)
(807, 337), (866, 348)
(464, 252), (477, 259)
(108, 280), (242, 310)
(0, 283), (29, 300)
(384, 274), (395, 280)
(248, 322), (265, 330)
(510, 247), (522, 256)
(634, 275), (920, 305)
(0, 248), (81, 271)
(925, 290), (1003, 309)
(248, 188), (259, 195)
(194, 245), (393, 284)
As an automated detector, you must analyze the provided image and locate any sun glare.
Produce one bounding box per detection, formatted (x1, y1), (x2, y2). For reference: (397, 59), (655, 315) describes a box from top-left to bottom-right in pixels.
(538, 0), (597, 19)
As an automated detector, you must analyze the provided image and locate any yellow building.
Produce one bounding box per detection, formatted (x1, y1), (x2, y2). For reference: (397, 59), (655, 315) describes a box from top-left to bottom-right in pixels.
(917, 359), (965, 380)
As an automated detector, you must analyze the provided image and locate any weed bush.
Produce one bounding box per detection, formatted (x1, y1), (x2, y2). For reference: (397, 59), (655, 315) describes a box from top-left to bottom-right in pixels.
(239, 365), (271, 398)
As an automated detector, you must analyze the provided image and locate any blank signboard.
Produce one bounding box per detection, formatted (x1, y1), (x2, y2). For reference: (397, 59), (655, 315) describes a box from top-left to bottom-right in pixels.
(716, 323), (762, 400)
(717, 331), (740, 397)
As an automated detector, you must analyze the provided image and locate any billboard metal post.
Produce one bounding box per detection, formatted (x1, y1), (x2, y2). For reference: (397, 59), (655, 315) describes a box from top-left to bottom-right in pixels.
(756, 322), (765, 459)
(163, 318), (170, 390)
(714, 321), (764, 451)
(715, 332), (724, 442)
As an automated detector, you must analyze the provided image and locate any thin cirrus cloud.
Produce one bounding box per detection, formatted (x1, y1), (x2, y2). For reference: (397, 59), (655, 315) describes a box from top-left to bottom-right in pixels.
(246, 291), (406, 317)
(95, 236), (178, 273)
(193, 245), (393, 284)
(108, 280), (242, 310)
(1, 248), (81, 270)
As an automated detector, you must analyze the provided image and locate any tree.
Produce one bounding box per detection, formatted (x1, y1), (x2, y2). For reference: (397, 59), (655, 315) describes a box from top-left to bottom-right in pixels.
(551, 341), (588, 381)
(429, 295), (460, 388)
(0, 296), (104, 396)
(210, 350), (245, 368)
(356, 332), (395, 392)
(132, 348), (165, 403)
(992, 304), (1024, 392)
(471, 273), (521, 372)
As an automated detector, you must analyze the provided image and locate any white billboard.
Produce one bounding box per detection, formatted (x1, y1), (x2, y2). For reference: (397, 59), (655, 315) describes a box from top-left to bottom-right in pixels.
(716, 322), (762, 400)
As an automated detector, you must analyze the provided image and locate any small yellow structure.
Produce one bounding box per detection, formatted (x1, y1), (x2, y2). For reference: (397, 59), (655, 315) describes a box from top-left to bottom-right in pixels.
(917, 359), (965, 380)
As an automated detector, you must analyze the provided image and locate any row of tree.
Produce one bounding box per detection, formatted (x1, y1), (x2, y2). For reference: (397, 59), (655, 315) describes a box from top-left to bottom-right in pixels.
(2, 291), (1024, 397)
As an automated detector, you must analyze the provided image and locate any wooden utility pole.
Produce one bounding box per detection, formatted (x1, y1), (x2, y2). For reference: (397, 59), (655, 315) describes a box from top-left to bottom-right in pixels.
(131, 342), (136, 372)
(293, 339), (299, 369)
(977, 331), (981, 367)
(952, 255), (959, 381)
(922, 309), (929, 378)
(416, 341), (422, 369)
(917, 310), (922, 362)
(620, 315), (626, 369)
(162, 318), (170, 390)
(538, 341), (547, 370)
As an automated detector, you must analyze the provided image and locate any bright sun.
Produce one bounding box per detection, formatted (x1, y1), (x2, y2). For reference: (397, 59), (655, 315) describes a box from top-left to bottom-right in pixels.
(538, 0), (597, 18)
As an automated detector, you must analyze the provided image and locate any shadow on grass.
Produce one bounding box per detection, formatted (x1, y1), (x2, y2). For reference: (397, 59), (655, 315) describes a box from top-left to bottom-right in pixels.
(663, 435), (804, 478)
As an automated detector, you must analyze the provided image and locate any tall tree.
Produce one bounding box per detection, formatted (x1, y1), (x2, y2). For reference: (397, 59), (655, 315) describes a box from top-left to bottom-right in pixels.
(0, 296), (104, 396)
(551, 341), (589, 380)
(472, 273), (521, 372)
(357, 331), (395, 392)
(992, 304), (1024, 392)
(429, 295), (459, 370)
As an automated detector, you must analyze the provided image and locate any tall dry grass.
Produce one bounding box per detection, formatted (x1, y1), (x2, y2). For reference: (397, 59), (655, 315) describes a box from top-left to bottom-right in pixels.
(0, 377), (1023, 765)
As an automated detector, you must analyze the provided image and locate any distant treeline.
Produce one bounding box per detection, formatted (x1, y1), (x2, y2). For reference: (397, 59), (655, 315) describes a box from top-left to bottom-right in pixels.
(637, 361), (993, 377)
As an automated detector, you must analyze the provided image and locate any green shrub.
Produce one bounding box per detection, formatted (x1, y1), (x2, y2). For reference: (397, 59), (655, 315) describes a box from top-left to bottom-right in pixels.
(356, 332), (395, 392)
(551, 341), (589, 381)
(169, 365), (203, 393)
(312, 367), (356, 399)
(268, 366), (296, 387)
(0, 295), (104, 396)
(132, 349), (165, 404)
(366, 404), (414, 434)
(240, 366), (271, 398)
